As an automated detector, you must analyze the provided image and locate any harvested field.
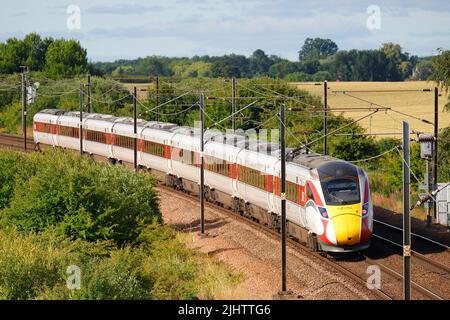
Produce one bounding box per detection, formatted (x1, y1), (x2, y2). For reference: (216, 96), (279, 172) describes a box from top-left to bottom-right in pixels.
(291, 81), (450, 138)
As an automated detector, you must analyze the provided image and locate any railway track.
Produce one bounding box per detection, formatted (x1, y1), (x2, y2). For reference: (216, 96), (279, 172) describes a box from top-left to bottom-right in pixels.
(0, 133), (35, 152)
(369, 219), (450, 300)
(160, 184), (448, 300)
(0, 132), (447, 300)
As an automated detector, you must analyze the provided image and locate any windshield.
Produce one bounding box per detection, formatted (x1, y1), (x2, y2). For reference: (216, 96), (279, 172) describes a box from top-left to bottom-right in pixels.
(317, 161), (361, 205)
(322, 178), (360, 205)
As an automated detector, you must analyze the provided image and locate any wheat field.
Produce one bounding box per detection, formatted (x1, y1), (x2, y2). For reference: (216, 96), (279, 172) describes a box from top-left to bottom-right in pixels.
(290, 81), (450, 139)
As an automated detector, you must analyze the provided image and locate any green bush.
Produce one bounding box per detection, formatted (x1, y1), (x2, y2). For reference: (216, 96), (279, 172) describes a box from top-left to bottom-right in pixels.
(0, 151), (25, 208)
(0, 225), (240, 300)
(1, 149), (160, 244)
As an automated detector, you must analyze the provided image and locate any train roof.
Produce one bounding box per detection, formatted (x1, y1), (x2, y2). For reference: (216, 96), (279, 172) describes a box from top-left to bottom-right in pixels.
(34, 110), (354, 171)
(291, 152), (345, 170)
(38, 109), (66, 116)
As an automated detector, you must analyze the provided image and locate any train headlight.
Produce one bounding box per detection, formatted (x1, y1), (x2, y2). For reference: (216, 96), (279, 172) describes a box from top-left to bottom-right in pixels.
(318, 207), (329, 219)
(362, 203), (369, 216)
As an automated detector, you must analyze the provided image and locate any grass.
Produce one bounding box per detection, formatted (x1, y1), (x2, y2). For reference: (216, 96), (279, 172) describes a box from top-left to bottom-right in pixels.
(372, 192), (427, 220)
(290, 81), (449, 139)
(123, 83), (152, 100)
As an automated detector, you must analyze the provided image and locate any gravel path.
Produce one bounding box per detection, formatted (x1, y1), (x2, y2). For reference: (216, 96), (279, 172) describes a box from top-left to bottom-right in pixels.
(156, 186), (382, 300)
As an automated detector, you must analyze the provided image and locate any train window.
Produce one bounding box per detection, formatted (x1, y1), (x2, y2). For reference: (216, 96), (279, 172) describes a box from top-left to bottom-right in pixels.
(307, 184), (315, 202)
(85, 130), (106, 144)
(204, 155), (230, 177)
(59, 125), (79, 138)
(317, 162), (360, 205)
(115, 135), (134, 149)
(322, 178), (360, 205)
(238, 165), (266, 190)
(142, 140), (165, 157)
(286, 181), (298, 203)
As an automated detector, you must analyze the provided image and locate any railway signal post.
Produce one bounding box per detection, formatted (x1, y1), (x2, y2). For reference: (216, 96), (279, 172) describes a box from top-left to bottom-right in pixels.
(433, 87), (439, 222)
(156, 75), (160, 123)
(87, 74), (92, 113)
(280, 103), (288, 294)
(323, 80), (328, 155)
(402, 121), (411, 300)
(133, 86), (138, 171)
(232, 77), (236, 132)
(20, 66), (28, 152)
(200, 93), (205, 235)
(79, 83), (84, 156)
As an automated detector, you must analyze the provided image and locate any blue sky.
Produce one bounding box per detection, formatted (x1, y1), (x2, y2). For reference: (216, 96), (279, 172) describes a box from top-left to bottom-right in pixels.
(0, 0), (449, 62)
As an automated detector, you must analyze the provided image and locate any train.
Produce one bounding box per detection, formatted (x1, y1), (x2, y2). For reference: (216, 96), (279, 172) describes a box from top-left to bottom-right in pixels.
(33, 109), (373, 252)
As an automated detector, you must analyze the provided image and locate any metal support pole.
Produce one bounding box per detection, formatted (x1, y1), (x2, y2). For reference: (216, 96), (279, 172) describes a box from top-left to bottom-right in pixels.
(402, 121), (411, 300)
(232, 77), (236, 132)
(133, 86), (138, 171)
(79, 83), (84, 156)
(21, 71), (27, 152)
(323, 80), (328, 155)
(433, 87), (438, 221)
(156, 75), (159, 122)
(87, 74), (92, 113)
(280, 103), (287, 293)
(425, 159), (431, 226)
(200, 94), (205, 234)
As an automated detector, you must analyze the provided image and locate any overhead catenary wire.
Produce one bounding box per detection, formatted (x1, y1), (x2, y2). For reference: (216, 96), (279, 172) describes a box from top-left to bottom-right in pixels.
(290, 109), (380, 154)
(138, 91), (193, 116)
(206, 99), (260, 130)
(349, 145), (400, 163)
(341, 92), (434, 125)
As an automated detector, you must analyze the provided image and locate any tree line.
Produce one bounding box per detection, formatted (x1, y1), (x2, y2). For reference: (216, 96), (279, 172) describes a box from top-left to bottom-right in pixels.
(94, 38), (431, 81)
(0, 34), (437, 81)
(0, 33), (93, 77)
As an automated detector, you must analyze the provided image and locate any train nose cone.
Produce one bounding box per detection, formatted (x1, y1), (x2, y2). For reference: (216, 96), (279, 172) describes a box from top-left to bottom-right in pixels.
(327, 205), (361, 246)
(332, 214), (361, 245)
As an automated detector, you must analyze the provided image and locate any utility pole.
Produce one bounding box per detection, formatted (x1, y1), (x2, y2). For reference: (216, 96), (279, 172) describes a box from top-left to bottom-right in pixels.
(433, 87), (439, 222)
(232, 77), (236, 132)
(79, 83), (84, 156)
(20, 66), (28, 152)
(425, 159), (432, 226)
(133, 86), (138, 171)
(155, 75), (160, 122)
(323, 80), (328, 155)
(87, 74), (92, 113)
(402, 121), (411, 301)
(280, 103), (287, 293)
(200, 94), (205, 235)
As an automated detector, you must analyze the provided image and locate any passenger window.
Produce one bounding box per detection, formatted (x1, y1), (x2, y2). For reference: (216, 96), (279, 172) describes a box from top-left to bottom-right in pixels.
(307, 184), (315, 202)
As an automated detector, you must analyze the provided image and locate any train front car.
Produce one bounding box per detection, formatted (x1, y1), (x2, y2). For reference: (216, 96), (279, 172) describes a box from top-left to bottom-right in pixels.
(313, 161), (373, 252)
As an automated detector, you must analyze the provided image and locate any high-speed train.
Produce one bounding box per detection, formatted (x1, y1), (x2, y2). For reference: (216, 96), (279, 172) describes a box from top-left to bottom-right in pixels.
(33, 109), (373, 252)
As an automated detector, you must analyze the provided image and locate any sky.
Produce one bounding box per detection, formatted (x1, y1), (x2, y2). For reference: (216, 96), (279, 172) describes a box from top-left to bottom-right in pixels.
(0, 0), (449, 62)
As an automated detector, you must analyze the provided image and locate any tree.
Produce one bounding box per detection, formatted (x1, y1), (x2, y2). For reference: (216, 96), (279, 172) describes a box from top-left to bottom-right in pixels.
(249, 49), (273, 76)
(0, 38), (28, 73)
(431, 49), (450, 110)
(380, 43), (415, 79)
(44, 39), (87, 76)
(211, 54), (249, 78)
(0, 33), (53, 73)
(299, 38), (338, 61)
(23, 33), (53, 71)
(411, 59), (433, 80)
(284, 72), (312, 82)
(268, 61), (299, 78)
